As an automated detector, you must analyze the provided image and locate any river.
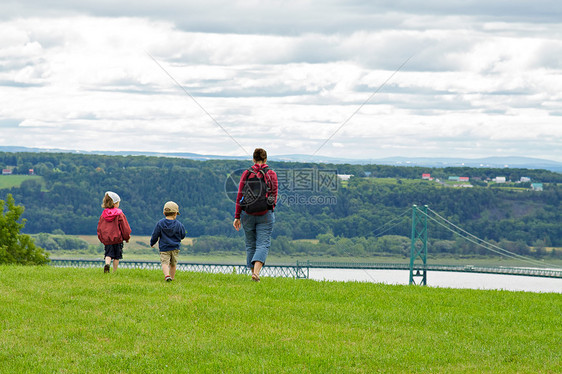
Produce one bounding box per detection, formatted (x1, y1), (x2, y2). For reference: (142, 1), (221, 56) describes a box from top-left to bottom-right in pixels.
(308, 268), (562, 293)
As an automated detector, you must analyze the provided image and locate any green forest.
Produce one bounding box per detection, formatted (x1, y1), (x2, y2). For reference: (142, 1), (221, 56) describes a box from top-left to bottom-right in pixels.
(1, 151), (561, 258)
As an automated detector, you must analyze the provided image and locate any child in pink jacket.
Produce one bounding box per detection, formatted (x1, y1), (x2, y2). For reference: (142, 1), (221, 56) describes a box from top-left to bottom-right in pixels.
(97, 191), (131, 273)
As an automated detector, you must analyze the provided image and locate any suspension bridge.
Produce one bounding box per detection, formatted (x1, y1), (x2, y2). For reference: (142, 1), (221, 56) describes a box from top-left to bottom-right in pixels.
(50, 205), (562, 284)
(405, 204), (562, 284)
(49, 257), (562, 280)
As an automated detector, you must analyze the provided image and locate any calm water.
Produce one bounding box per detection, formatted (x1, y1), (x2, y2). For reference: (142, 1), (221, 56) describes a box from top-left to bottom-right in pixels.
(308, 268), (562, 293)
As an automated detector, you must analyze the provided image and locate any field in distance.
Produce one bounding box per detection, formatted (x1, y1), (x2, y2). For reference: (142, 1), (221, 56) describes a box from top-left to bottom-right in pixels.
(0, 175), (44, 189)
(77, 234), (194, 248)
(56, 235), (562, 267)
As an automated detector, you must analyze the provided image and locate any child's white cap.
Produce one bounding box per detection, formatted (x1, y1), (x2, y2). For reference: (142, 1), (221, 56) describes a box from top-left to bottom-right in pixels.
(106, 191), (121, 203)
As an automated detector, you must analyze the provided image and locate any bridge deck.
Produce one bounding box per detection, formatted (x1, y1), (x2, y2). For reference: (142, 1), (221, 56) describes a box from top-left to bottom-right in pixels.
(49, 259), (562, 279)
(49, 259), (308, 279)
(303, 261), (562, 279)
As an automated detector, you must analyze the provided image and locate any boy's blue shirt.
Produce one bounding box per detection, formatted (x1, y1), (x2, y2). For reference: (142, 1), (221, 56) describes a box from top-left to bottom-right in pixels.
(150, 218), (186, 252)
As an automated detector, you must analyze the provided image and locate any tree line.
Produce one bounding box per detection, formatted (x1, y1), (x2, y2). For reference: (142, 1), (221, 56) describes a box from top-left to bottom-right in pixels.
(1, 151), (561, 249)
(33, 231), (557, 259)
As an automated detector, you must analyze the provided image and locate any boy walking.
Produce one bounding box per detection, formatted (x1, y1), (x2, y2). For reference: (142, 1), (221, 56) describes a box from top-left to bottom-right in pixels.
(150, 201), (186, 282)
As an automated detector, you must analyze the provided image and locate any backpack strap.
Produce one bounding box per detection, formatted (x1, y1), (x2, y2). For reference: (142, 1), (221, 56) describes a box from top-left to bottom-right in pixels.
(245, 166), (269, 175)
(244, 167), (271, 191)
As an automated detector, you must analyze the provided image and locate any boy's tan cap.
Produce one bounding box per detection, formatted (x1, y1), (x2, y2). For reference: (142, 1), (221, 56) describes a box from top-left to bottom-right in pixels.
(163, 201), (179, 215)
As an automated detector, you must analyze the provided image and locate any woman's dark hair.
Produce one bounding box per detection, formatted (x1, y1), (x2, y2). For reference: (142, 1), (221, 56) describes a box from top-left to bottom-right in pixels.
(253, 148), (267, 162)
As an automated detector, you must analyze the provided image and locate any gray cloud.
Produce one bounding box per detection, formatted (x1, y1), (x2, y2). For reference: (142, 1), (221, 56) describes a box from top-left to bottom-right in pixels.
(3, 1), (562, 33)
(0, 80), (44, 87)
(0, 118), (24, 127)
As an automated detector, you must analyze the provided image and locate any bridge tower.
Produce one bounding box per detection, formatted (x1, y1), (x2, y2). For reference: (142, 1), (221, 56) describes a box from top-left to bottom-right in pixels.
(409, 205), (428, 285)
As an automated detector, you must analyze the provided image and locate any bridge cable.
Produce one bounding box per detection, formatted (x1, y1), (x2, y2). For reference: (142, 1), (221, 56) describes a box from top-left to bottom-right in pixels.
(336, 207), (410, 258)
(421, 207), (559, 268)
(372, 207), (411, 238)
(326, 207), (411, 281)
(333, 206), (411, 282)
(425, 206), (557, 267)
(424, 213), (543, 266)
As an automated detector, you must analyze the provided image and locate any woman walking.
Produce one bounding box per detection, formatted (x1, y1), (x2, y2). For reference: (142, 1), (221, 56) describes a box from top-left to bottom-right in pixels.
(233, 148), (278, 282)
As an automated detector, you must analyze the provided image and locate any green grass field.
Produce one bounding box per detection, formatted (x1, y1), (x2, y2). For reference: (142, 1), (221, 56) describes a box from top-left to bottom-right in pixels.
(0, 174), (44, 189)
(0, 266), (560, 373)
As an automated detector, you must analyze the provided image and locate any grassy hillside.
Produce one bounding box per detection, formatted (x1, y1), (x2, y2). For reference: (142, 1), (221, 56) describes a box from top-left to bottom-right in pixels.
(0, 266), (560, 373)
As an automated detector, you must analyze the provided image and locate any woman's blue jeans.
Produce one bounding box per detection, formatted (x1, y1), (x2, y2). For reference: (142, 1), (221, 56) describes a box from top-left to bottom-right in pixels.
(241, 211), (275, 269)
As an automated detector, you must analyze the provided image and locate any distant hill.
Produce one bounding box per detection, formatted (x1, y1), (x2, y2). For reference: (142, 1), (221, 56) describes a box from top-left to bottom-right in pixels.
(270, 154), (562, 172)
(0, 146), (245, 161)
(366, 156), (562, 173)
(1, 146), (561, 172)
(1, 149), (562, 246)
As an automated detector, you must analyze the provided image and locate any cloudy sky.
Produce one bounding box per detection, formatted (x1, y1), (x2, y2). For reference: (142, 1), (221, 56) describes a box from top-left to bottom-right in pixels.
(1, 1), (561, 161)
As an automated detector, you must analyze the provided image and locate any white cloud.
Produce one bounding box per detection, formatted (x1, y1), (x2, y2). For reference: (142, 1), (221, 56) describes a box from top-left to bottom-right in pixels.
(0, 2), (561, 162)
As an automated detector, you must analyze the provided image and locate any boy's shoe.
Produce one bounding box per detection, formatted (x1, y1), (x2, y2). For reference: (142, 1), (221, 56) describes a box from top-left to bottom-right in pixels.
(165, 275), (173, 282)
(104, 264), (110, 273)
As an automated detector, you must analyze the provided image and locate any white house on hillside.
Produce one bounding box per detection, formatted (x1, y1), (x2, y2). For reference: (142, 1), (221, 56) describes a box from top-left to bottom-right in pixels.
(531, 183), (543, 191)
(337, 174), (353, 181)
